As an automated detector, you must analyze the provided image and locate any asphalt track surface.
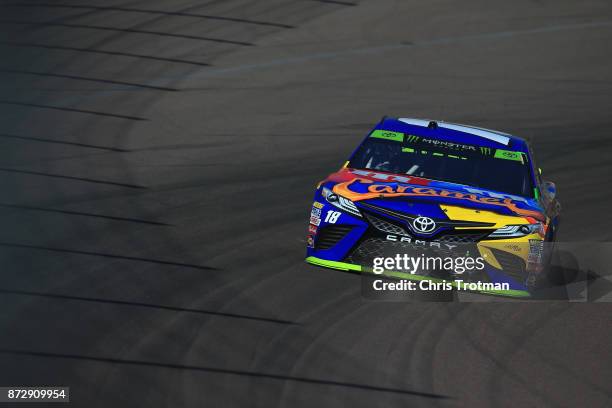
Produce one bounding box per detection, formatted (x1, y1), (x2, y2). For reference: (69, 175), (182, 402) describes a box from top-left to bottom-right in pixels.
(1, 1), (612, 407)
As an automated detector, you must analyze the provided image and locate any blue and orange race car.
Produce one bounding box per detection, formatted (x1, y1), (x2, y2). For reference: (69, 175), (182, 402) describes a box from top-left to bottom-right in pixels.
(305, 117), (561, 297)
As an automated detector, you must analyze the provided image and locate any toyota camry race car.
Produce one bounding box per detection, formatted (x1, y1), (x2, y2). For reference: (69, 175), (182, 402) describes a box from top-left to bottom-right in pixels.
(305, 117), (561, 297)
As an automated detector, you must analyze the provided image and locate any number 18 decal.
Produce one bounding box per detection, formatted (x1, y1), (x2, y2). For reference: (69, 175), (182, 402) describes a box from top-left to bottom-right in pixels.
(325, 210), (341, 224)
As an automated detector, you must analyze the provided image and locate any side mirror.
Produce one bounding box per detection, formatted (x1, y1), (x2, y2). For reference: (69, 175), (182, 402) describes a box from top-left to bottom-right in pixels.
(542, 180), (556, 199)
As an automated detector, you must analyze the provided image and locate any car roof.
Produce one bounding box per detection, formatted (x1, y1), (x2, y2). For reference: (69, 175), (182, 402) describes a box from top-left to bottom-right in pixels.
(374, 117), (529, 152)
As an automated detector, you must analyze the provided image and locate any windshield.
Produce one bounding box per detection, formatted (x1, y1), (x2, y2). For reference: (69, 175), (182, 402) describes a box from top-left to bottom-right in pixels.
(348, 133), (534, 197)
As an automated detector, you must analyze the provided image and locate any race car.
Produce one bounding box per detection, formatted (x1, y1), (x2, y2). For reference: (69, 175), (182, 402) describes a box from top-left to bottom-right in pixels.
(305, 117), (561, 297)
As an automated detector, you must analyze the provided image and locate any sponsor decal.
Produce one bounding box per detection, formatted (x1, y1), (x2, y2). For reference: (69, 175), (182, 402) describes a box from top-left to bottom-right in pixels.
(307, 235), (315, 248)
(464, 187), (529, 203)
(311, 207), (322, 217)
(369, 129), (404, 142)
(504, 244), (523, 253)
(494, 149), (524, 163)
(528, 239), (544, 264)
(332, 178), (544, 221)
(385, 234), (457, 250)
(421, 138), (476, 151)
(349, 169), (430, 185)
(308, 224), (318, 235)
(313, 201), (324, 209)
(310, 215), (321, 226)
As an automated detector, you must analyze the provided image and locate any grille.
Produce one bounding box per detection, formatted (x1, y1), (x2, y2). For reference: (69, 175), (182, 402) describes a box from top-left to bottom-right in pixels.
(315, 225), (354, 250)
(490, 248), (526, 282)
(345, 237), (468, 265)
(364, 213), (408, 235)
(364, 210), (489, 243)
(345, 238), (388, 264)
(437, 231), (490, 243)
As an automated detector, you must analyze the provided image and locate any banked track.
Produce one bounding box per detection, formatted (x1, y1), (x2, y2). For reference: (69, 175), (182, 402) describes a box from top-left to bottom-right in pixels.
(1, 0), (612, 407)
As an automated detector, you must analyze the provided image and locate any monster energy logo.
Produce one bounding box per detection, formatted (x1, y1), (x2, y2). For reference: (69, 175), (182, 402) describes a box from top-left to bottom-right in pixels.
(480, 147), (492, 155)
(406, 135), (420, 143)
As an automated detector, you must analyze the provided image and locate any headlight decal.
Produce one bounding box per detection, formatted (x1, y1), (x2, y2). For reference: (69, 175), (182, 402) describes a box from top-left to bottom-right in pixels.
(488, 223), (542, 238)
(322, 187), (362, 217)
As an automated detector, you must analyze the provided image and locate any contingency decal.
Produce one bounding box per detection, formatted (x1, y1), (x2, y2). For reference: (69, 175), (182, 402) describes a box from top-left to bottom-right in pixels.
(310, 203), (322, 226)
(306, 235), (315, 248)
(369, 129), (404, 142)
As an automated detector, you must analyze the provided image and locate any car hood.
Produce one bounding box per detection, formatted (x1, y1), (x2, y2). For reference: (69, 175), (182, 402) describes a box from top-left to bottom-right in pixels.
(323, 168), (544, 222)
